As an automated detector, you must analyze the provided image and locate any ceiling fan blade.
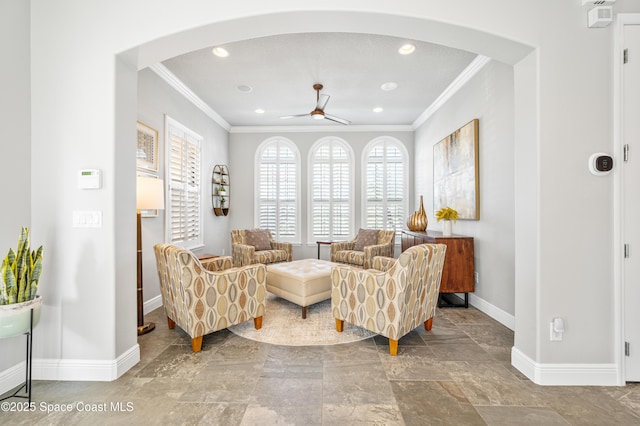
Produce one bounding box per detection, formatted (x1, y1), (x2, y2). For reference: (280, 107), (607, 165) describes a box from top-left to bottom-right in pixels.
(324, 113), (351, 125)
(280, 113), (310, 119)
(316, 94), (330, 111)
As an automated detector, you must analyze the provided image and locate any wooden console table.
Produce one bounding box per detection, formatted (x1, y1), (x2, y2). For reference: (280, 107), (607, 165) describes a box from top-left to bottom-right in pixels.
(401, 229), (474, 308)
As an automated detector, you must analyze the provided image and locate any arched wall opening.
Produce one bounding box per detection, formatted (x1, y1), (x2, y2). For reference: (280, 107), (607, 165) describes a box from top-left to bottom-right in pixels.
(115, 9), (538, 371)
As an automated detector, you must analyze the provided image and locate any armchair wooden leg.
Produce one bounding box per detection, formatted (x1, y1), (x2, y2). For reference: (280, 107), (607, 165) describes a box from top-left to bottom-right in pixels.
(389, 339), (399, 356)
(424, 317), (433, 331)
(254, 316), (263, 330)
(191, 336), (203, 353)
(167, 317), (176, 329)
(335, 319), (344, 332)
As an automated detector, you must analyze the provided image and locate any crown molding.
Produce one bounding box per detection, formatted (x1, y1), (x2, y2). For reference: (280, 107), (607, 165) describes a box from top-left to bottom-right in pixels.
(412, 55), (491, 129)
(229, 124), (414, 134)
(148, 63), (232, 132)
(149, 55), (489, 135)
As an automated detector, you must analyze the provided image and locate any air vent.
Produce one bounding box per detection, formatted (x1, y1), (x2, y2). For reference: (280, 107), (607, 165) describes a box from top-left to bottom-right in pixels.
(582, 0), (615, 5)
(588, 6), (613, 28)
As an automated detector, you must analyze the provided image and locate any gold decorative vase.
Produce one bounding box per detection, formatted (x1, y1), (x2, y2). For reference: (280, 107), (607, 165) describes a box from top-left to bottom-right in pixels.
(407, 195), (428, 232)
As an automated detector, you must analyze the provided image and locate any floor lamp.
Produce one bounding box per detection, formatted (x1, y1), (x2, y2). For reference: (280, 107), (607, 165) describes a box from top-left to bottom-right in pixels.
(136, 176), (165, 336)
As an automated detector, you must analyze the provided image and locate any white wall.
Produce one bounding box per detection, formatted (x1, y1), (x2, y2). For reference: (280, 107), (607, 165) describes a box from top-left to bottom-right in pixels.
(137, 69), (230, 304)
(14, 0), (640, 387)
(229, 130), (413, 260)
(0, 0), (31, 376)
(415, 60), (515, 318)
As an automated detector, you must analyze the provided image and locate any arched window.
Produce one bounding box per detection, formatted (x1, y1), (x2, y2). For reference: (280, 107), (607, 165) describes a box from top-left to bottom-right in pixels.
(362, 137), (409, 237)
(308, 137), (354, 242)
(254, 137), (300, 242)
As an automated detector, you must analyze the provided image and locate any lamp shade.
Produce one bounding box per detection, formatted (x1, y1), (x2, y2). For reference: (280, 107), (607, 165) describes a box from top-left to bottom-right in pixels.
(136, 176), (165, 210)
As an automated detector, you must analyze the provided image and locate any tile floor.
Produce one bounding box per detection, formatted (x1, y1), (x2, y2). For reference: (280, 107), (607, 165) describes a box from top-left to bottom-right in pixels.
(2, 305), (640, 425)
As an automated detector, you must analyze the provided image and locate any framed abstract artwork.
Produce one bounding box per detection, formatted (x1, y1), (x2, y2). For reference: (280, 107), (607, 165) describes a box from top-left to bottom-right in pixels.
(136, 121), (158, 172)
(433, 119), (479, 220)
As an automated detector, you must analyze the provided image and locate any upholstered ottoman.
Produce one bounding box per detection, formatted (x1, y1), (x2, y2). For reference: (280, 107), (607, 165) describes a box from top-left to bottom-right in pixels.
(266, 259), (336, 319)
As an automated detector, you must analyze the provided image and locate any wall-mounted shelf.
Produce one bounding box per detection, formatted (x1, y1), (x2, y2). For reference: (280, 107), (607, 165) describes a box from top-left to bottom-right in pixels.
(211, 164), (229, 216)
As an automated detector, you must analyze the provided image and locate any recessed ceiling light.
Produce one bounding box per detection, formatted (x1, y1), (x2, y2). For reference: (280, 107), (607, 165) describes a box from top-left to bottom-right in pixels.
(373, 107), (384, 113)
(237, 84), (253, 93)
(212, 47), (229, 57)
(255, 108), (265, 114)
(380, 82), (398, 91)
(398, 44), (416, 55)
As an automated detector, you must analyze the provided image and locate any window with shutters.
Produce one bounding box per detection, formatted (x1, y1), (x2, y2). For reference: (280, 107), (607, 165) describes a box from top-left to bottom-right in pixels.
(362, 137), (408, 239)
(254, 137), (300, 243)
(165, 116), (203, 248)
(308, 137), (354, 243)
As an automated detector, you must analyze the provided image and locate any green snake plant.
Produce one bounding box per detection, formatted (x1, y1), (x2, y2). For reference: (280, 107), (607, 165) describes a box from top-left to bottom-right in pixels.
(0, 228), (43, 305)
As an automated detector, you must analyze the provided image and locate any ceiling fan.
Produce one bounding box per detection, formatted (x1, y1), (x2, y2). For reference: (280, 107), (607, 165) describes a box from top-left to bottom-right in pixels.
(280, 83), (351, 125)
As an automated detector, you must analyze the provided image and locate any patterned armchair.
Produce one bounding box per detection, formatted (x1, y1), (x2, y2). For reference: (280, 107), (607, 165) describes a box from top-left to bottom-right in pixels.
(154, 244), (266, 352)
(331, 243), (447, 355)
(231, 229), (292, 267)
(331, 229), (395, 269)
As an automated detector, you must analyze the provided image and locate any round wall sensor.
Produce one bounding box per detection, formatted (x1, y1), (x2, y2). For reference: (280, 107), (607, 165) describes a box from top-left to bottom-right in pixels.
(588, 153), (613, 176)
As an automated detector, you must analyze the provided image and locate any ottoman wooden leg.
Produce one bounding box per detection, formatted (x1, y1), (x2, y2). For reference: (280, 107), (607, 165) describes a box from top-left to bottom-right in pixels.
(301, 306), (307, 319)
(336, 319), (344, 332)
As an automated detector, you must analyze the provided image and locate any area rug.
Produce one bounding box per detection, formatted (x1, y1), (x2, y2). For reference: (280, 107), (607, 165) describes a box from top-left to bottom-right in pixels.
(228, 294), (376, 346)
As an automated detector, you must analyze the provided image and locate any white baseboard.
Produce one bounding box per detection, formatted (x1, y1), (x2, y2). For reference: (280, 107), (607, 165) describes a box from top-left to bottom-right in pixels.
(467, 293), (515, 330)
(144, 295), (163, 313)
(0, 361), (28, 396)
(0, 344), (140, 395)
(511, 347), (619, 386)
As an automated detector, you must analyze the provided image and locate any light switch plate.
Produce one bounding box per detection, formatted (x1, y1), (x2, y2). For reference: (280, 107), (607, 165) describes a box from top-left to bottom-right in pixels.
(73, 210), (102, 228)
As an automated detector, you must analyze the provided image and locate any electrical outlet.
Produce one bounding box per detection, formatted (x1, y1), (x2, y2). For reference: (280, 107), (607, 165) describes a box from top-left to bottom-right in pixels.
(550, 321), (563, 341)
(474, 272), (479, 285)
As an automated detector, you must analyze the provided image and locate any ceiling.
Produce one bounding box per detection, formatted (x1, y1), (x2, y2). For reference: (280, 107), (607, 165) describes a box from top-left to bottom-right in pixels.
(160, 32), (478, 128)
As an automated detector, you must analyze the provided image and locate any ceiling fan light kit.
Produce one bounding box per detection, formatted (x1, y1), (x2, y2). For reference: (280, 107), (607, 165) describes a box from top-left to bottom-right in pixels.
(280, 83), (351, 125)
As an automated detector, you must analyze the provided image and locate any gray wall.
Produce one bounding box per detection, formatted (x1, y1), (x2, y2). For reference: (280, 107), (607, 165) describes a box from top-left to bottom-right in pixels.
(137, 69), (230, 304)
(415, 60), (515, 319)
(229, 131), (414, 260)
(0, 0), (31, 374)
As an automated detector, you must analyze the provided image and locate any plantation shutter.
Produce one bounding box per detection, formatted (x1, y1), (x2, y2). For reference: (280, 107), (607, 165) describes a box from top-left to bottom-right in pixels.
(364, 140), (407, 235)
(310, 138), (353, 241)
(166, 117), (202, 247)
(256, 138), (299, 242)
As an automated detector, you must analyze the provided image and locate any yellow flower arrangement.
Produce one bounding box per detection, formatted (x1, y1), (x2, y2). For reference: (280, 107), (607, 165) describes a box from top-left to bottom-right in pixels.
(435, 206), (459, 223)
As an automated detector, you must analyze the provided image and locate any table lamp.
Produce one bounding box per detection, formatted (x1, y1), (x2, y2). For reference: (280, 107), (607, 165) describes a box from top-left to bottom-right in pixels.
(136, 176), (165, 335)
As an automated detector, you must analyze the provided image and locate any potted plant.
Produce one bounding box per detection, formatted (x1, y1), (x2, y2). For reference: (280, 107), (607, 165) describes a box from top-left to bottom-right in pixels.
(0, 228), (43, 338)
(435, 206), (459, 236)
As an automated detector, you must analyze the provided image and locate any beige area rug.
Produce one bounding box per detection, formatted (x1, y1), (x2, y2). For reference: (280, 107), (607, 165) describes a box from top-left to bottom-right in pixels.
(228, 294), (376, 346)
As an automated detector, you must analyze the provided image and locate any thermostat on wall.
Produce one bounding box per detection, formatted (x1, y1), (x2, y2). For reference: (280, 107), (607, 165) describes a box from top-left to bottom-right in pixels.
(588, 153), (613, 176)
(78, 169), (101, 189)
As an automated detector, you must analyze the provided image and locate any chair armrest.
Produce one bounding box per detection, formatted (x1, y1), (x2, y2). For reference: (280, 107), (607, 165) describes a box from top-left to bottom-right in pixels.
(371, 256), (395, 272)
(330, 241), (355, 261)
(232, 243), (255, 267)
(270, 241), (293, 261)
(201, 256), (233, 272)
(363, 244), (395, 269)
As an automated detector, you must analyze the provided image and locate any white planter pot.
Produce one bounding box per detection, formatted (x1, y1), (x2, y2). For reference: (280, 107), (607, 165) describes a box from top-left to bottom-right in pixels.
(0, 295), (42, 339)
(442, 220), (453, 236)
